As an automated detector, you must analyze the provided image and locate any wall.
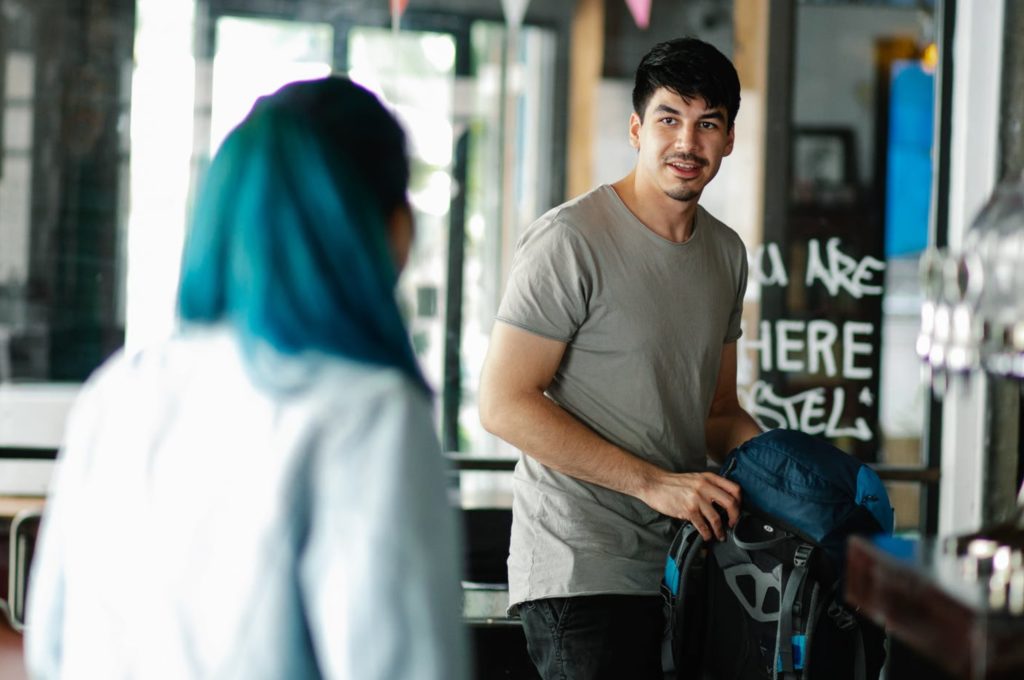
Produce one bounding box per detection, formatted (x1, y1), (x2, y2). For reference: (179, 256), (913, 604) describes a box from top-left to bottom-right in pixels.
(793, 4), (925, 186)
(603, 0), (733, 79)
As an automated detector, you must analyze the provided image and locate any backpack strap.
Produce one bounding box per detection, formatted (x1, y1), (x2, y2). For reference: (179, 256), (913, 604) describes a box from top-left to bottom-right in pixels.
(663, 522), (704, 598)
(800, 581), (821, 680)
(824, 592), (869, 680)
(776, 543), (814, 679)
(664, 522), (708, 676)
(853, 623), (866, 680)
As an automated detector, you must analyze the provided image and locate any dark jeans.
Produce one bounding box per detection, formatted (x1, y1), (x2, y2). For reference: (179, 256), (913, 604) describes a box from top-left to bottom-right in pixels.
(519, 594), (664, 680)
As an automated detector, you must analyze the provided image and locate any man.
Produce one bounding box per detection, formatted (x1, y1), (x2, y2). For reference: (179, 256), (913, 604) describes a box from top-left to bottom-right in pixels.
(478, 37), (763, 679)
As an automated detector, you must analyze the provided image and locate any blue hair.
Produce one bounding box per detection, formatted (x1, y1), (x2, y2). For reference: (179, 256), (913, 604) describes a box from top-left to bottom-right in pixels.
(177, 77), (427, 391)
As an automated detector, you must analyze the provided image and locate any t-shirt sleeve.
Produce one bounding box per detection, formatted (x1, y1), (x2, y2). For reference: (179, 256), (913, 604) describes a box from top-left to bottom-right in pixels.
(495, 217), (593, 342)
(724, 241), (748, 343)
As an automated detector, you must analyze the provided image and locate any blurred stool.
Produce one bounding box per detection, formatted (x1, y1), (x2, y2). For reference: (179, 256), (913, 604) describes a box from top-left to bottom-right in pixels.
(2, 507), (42, 631)
(452, 452), (540, 680)
(462, 507), (539, 680)
(0, 499), (44, 680)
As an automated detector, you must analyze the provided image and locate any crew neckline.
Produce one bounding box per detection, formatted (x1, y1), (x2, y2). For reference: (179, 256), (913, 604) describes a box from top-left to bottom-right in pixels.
(600, 184), (703, 248)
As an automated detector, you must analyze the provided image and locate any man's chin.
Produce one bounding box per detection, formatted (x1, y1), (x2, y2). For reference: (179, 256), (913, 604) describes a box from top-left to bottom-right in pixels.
(665, 188), (702, 202)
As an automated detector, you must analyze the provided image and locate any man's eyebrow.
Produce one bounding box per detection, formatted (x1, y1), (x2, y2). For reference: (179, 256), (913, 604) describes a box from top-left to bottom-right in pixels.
(651, 104), (725, 121)
(653, 104), (681, 116)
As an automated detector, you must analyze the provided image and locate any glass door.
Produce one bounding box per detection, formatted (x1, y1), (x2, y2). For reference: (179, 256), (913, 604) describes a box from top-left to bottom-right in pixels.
(197, 3), (559, 455)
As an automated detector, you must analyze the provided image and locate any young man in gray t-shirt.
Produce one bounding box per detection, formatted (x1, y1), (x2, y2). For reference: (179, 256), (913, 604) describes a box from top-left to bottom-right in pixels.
(480, 37), (763, 679)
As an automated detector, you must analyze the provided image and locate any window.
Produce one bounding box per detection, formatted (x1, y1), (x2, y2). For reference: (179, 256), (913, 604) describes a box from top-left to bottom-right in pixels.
(0, 1), (134, 491)
(0, 0), (565, 482)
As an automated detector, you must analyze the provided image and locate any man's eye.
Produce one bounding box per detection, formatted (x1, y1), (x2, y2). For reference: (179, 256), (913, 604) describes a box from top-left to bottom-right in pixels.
(700, 121), (718, 130)
(661, 118), (677, 125)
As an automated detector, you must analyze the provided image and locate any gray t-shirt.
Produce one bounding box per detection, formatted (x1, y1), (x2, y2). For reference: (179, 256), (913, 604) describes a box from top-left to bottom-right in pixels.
(496, 184), (748, 608)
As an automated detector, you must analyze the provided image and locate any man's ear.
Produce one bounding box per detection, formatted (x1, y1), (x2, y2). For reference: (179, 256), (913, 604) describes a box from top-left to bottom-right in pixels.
(723, 125), (735, 157)
(629, 112), (642, 149)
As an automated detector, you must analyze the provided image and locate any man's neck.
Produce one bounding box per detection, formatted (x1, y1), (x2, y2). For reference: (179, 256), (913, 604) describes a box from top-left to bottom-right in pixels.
(611, 171), (699, 243)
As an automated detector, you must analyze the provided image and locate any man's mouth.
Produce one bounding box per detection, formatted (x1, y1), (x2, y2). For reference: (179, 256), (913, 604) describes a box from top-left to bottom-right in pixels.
(665, 156), (707, 177)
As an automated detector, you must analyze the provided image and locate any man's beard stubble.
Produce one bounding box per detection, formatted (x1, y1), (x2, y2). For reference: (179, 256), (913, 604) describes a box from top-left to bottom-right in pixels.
(664, 187), (702, 202)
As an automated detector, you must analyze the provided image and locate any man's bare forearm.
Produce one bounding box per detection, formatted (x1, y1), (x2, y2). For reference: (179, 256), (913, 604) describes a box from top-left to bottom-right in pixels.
(705, 406), (762, 463)
(481, 388), (662, 501)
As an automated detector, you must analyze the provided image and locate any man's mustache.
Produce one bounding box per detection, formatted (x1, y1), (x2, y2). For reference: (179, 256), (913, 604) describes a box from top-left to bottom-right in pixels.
(663, 153), (709, 166)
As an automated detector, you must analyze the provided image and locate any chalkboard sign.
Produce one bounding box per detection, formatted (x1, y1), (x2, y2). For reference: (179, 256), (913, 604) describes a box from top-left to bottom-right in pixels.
(739, 126), (886, 462)
(740, 236), (885, 456)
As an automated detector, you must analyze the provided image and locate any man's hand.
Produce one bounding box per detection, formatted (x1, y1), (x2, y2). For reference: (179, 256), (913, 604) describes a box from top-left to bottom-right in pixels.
(640, 471), (741, 542)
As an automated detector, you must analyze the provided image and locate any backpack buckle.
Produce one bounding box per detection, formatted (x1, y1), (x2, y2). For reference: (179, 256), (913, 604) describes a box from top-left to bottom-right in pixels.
(828, 601), (858, 630)
(793, 544), (813, 568)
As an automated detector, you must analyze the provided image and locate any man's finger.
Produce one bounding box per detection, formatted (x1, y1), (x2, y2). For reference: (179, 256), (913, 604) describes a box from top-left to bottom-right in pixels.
(705, 486), (741, 527)
(703, 503), (726, 541)
(690, 513), (712, 542)
(705, 473), (742, 498)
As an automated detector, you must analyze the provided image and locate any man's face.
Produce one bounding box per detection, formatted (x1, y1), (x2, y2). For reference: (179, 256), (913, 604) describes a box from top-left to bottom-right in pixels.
(629, 87), (735, 203)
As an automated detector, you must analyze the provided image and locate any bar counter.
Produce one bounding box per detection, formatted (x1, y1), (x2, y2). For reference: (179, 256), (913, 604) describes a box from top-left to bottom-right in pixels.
(846, 534), (1024, 679)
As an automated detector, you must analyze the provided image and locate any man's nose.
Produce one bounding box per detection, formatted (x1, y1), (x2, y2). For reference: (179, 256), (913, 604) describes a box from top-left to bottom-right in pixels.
(674, 124), (698, 151)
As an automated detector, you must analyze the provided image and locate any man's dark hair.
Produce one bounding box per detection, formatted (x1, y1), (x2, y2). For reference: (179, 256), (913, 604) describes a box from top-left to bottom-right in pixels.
(632, 37), (741, 129)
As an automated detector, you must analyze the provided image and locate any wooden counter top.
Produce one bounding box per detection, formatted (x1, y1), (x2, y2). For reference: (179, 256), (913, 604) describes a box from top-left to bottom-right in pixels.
(846, 534), (1024, 679)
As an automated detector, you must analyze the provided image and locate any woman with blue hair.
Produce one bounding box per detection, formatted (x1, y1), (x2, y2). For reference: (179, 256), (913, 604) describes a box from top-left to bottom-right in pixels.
(25, 77), (468, 679)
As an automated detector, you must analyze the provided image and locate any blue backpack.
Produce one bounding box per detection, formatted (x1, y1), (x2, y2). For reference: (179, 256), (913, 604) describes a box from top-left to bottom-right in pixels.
(662, 429), (893, 680)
